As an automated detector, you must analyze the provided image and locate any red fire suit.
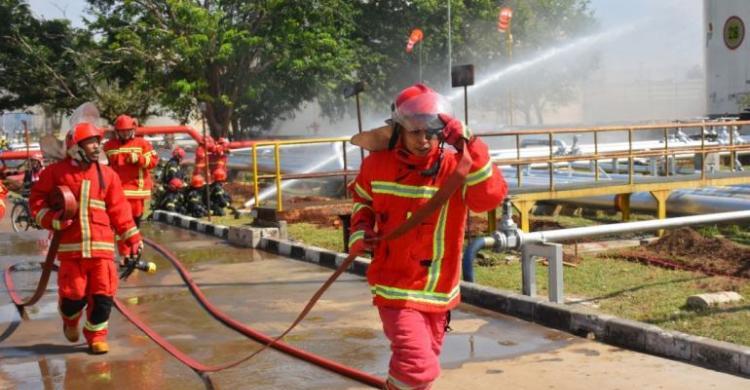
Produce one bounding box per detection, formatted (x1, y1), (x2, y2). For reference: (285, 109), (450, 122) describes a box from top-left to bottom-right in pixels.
(350, 136), (507, 389)
(0, 181), (7, 219)
(103, 136), (158, 219)
(29, 158), (141, 345)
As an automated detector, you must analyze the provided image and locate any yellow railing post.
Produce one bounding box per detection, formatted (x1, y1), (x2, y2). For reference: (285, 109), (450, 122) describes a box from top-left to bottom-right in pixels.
(274, 143), (282, 211)
(252, 144), (260, 208)
(511, 199), (535, 233)
(650, 189), (670, 236)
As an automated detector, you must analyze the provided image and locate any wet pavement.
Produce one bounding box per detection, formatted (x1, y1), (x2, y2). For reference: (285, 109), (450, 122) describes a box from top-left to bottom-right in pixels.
(0, 215), (748, 389)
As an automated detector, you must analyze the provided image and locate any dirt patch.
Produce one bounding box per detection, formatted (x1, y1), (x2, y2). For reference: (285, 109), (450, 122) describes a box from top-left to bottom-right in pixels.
(278, 197), (351, 228)
(607, 228), (750, 278)
(224, 182), (254, 201)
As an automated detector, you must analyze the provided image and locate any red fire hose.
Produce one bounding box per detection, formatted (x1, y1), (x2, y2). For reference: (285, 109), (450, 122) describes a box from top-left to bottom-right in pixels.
(3, 143), (473, 388)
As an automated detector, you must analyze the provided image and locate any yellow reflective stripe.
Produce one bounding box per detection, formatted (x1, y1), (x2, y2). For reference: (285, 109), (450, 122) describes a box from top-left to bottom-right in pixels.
(123, 190), (151, 197)
(106, 147), (142, 155)
(80, 180), (92, 257)
(371, 181), (437, 199)
(352, 202), (372, 215)
(36, 207), (50, 226)
(91, 242), (115, 251)
(466, 161), (493, 186)
(425, 204), (449, 292)
(89, 199), (106, 210)
(461, 123), (473, 139)
(350, 230), (365, 247)
(84, 320), (108, 332)
(58, 241), (114, 253)
(52, 219), (61, 230)
(354, 183), (372, 201)
(138, 166), (144, 190)
(371, 284), (460, 305)
(144, 153), (151, 167)
(58, 243), (80, 252)
(121, 226), (139, 240)
(386, 376), (414, 390)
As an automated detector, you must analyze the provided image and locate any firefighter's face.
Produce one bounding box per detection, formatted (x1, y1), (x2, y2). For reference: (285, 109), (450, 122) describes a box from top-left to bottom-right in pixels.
(79, 137), (101, 161)
(402, 129), (438, 156)
(117, 129), (135, 141)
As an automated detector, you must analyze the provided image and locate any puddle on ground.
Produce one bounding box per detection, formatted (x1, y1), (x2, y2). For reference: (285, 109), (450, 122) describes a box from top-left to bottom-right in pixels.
(0, 226), (580, 389)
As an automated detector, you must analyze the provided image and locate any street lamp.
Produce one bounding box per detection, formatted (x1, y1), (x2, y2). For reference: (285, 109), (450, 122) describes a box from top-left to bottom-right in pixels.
(451, 64), (474, 124)
(498, 7), (514, 125)
(343, 81), (366, 162)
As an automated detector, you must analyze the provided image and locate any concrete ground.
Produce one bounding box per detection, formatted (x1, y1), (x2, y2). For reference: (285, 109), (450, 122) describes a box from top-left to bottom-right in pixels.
(0, 212), (748, 389)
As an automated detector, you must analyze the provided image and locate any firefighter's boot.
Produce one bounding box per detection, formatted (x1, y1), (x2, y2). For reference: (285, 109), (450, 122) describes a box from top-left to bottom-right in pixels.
(90, 341), (109, 354)
(63, 324), (79, 343)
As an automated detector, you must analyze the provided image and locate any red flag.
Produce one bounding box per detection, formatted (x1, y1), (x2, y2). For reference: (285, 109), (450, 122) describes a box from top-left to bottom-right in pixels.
(405, 28), (424, 53)
(497, 7), (513, 32)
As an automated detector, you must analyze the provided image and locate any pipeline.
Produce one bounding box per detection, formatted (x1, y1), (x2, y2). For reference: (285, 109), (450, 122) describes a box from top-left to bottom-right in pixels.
(462, 236), (496, 283)
(0, 150), (43, 161)
(461, 202), (750, 283)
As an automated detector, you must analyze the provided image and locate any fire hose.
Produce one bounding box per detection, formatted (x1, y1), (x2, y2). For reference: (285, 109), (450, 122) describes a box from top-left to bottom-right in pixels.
(2, 143), (472, 388)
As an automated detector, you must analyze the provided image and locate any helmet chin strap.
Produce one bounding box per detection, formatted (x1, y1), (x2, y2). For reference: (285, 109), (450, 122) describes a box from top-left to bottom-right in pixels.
(420, 140), (444, 180)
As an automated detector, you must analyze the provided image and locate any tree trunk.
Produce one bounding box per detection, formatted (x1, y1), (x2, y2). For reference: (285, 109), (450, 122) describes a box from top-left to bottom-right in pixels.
(522, 107), (532, 125)
(533, 101), (545, 125)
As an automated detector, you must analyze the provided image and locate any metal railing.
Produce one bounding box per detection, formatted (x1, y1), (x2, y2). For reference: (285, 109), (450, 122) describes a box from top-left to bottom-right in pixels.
(478, 119), (750, 190)
(247, 137), (359, 211)
(240, 120), (750, 213)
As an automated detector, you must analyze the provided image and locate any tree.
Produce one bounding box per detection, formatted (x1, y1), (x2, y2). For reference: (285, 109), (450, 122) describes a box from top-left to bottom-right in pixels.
(88, 0), (361, 139)
(320, 0), (596, 126)
(0, 0), (91, 114)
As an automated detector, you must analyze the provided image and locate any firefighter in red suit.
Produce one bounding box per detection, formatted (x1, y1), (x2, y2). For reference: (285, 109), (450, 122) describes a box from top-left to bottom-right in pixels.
(29, 122), (142, 355)
(103, 115), (159, 226)
(349, 84), (507, 390)
(0, 180), (7, 220)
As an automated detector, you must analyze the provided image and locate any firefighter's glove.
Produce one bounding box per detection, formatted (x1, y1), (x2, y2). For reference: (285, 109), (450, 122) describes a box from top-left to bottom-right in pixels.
(349, 227), (378, 255)
(119, 239), (143, 258)
(44, 210), (74, 231)
(438, 114), (472, 148)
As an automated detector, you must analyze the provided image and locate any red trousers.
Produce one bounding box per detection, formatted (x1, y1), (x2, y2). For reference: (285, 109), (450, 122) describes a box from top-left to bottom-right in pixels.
(127, 198), (144, 219)
(378, 306), (449, 390)
(58, 258), (118, 344)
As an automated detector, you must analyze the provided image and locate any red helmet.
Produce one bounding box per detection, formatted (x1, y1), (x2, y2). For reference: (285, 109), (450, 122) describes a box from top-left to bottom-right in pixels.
(392, 83), (449, 132)
(114, 115), (137, 131)
(168, 178), (184, 191)
(172, 146), (185, 159)
(212, 168), (227, 182)
(191, 174), (206, 188)
(66, 122), (102, 149)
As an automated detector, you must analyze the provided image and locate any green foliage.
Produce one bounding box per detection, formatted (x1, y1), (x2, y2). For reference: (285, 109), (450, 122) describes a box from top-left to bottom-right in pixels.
(322, 0), (596, 125)
(88, 0), (361, 138)
(475, 254), (750, 346)
(4, 0), (597, 133)
(0, 0), (91, 112)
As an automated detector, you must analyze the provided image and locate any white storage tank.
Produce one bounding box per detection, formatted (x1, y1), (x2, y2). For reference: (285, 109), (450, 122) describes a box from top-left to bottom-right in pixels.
(705, 0), (750, 118)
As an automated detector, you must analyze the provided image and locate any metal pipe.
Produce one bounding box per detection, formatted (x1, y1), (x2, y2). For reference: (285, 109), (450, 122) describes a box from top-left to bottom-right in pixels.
(525, 210), (750, 244)
(462, 236), (496, 282)
(551, 189), (750, 215)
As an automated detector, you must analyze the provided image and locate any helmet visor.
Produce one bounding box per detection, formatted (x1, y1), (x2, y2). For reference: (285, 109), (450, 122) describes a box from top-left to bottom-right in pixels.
(392, 92), (450, 133)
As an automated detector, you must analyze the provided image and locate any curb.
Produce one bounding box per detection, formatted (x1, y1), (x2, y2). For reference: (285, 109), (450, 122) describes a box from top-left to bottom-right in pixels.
(152, 210), (229, 239)
(151, 212), (750, 378)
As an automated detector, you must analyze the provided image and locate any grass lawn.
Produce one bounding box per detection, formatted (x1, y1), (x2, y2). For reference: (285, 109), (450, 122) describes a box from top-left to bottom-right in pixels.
(285, 218), (750, 347)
